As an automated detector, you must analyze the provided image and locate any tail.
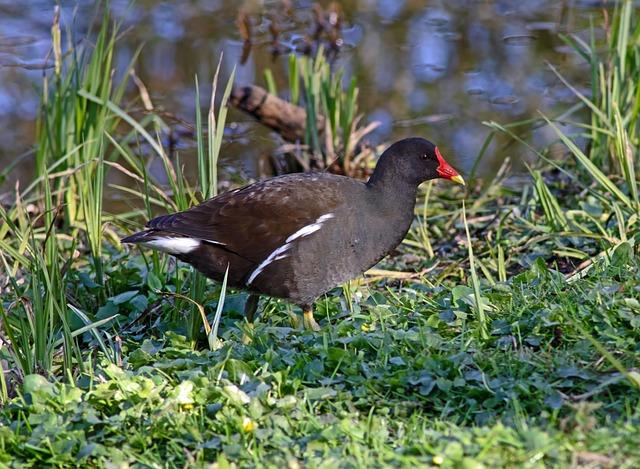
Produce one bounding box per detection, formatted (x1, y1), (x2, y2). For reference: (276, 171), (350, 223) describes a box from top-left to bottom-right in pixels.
(121, 230), (157, 244)
(121, 229), (201, 255)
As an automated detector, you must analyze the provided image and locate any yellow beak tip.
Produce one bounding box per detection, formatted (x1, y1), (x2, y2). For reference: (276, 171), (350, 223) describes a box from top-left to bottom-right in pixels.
(451, 175), (466, 186)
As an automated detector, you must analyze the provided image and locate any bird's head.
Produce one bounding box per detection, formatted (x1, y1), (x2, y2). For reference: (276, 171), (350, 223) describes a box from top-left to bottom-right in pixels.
(369, 137), (465, 187)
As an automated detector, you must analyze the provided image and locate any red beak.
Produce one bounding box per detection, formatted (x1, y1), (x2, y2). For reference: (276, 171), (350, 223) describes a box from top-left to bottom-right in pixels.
(435, 147), (465, 185)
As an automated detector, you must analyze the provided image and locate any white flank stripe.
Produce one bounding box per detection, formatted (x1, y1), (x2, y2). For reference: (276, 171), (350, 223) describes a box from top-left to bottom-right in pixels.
(142, 237), (201, 255)
(317, 213), (335, 223)
(286, 213), (335, 243)
(247, 213), (334, 285)
(286, 223), (322, 242)
(246, 244), (291, 285)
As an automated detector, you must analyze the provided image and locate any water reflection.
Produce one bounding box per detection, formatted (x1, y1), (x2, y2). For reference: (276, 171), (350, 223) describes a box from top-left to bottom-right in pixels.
(410, 9), (452, 84)
(0, 0), (627, 192)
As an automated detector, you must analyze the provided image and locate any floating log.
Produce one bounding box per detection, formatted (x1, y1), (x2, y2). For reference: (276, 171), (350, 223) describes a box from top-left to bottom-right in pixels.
(230, 85), (325, 143)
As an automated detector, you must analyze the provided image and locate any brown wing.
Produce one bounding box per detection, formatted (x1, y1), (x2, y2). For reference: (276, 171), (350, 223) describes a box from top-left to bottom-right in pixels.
(146, 173), (348, 264)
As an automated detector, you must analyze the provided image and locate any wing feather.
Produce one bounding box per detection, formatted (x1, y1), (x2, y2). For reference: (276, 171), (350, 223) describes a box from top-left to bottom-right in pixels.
(146, 173), (348, 264)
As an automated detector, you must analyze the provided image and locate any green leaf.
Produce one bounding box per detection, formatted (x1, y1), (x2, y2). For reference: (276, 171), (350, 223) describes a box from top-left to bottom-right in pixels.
(110, 290), (139, 305)
(147, 271), (163, 291)
(305, 387), (337, 401)
(130, 294), (149, 313)
(23, 374), (55, 397)
(96, 301), (118, 320)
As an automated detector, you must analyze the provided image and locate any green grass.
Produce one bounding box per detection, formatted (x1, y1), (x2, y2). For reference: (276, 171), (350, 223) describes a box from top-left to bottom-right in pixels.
(1, 2), (640, 467)
(1, 250), (639, 466)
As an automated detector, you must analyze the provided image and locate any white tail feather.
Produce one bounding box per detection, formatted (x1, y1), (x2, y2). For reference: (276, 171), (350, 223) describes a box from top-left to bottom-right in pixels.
(141, 237), (201, 255)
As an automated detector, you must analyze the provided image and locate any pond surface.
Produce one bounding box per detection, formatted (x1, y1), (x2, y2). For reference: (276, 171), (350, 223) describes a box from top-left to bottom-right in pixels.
(0, 0), (621, 193)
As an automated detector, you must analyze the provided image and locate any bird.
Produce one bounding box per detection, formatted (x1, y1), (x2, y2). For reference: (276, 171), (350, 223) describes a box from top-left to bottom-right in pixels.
(121, 137), (464, 331)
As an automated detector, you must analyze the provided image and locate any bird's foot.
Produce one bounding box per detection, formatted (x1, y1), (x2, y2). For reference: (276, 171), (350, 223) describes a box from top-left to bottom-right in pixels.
(303, 309), (321, 332)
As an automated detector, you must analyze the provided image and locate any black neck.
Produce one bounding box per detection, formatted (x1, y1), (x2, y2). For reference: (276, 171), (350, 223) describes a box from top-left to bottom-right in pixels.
(366, 164), (419, 226)
(366, 152), (420, 197)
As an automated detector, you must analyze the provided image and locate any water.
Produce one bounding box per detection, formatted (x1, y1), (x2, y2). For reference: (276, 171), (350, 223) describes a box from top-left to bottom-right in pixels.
(0, 0), (615, 195)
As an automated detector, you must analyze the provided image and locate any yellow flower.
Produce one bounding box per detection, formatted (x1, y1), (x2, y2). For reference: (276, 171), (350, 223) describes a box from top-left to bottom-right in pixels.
(432, 455), (444, 465)
(242, 417), (256, 432)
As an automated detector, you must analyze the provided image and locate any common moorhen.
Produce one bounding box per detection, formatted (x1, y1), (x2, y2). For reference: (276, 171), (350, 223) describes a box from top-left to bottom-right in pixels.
(122, 138), (464, 330)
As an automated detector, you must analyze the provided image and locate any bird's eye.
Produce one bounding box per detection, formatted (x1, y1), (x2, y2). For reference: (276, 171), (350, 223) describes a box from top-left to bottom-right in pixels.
(421, 154), (428, 159)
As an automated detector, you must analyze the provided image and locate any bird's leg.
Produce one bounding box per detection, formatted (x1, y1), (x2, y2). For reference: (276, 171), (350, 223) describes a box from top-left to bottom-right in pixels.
(302, 305), (321, 331)
(242, 294), (260, 344)
(243, 294), (260, 323)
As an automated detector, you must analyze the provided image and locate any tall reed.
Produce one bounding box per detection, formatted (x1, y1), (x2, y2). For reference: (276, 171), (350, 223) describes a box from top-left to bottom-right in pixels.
(36, 6), (135, 290)
(187, 60), (235, 344)
(485, 0), (639, 249)
(0, 168), (78, 377)
(550, 0), (638, 215)
(0, 5), (133, 379)
(264, 50), (369, 175)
